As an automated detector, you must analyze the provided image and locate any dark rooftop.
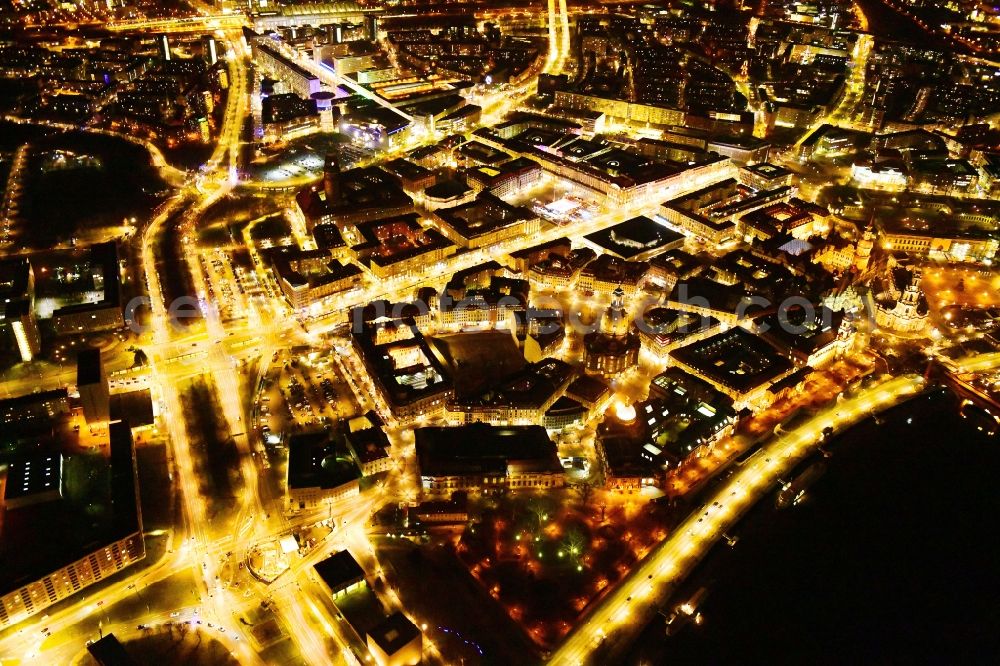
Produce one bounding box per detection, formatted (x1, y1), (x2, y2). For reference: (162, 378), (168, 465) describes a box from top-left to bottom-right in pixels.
(584, 215), (685, 260)
(416, 423), (562, 478)
(286, 431), (361, 490)
(3, 453), (61, 506)
(670, 327), (793, 394)
(367, 611), (421, 656)
(77, 348), (103, 387)
(0, 420), (141, 597)
(86, 633), (138, 666)
(314, 549), (365, 592)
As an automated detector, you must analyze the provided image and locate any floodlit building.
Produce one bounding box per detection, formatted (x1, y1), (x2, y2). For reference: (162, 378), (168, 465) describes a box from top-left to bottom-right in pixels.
(0, 422), (144, 628)
(314, 549), (366, 599)
(416, 423), (564, 493)
(285, 431), (361, 513)
(367, 612), (423, 666)
(583, 286), (641, 377)
(448, 358), (576, 425)
(351, 306), (453, 422)
(0, 257), (40, 363)
(51, 243), (125, 335)
(670, 327), (795, 409)
(873, 267), (929, 335)
(345, 412), (392, 476)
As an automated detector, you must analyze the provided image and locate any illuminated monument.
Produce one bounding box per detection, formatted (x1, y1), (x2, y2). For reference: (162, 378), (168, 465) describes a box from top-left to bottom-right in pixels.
(583, 285), (640, 376)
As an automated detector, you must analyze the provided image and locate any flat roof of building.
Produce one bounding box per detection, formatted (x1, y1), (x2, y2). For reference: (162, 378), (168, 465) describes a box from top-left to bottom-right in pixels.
(579, 253), (649, 286)
(367, 611), (421, 655)
(584, 215), (685, 260)
(639, 307), (720, 345)
(757, 305), (842, 358)
(77, 348), (103, 386)
(434, 192), (535, 242)
(3, 453), (61, 505)
(86, 633), (138, 666)
(425, 178), (472, 200)
(453, 358), (574, 411)
(110, 390), (155, 428)
(0, 420), (140, 597)
(353, 214), (456, 269)
(670, 327), (793, 394)
(253, 40), (320, 83)
(286, 430), (361, 490)
(314, 549), (365, 592)
(296, 166), (412, 221)
(566, 374), (611, 405)
(383, 157), (434, 183)
(353, 320), (454, 408)
(345, 425), (391, 464)
(0, 257), (31, 299)
(416, 423), (562, 478)
(313, 223), (347, 250)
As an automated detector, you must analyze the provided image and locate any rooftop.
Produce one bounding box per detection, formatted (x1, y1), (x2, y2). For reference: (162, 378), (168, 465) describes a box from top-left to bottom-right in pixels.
(434, 192), (536, 242)
(3, 454), (62, 507)
(286, 431), (361, 490)
(453, 358), (575, 411)
(670, 327), (793, 395)
(0, 421), (141, 597)
(367, 612), (421, 656)
(584, 215), (685, 260)
(314, 549), (365, 593)
(296, 166), (412, 223)
(416, 423), (562, 478)
(76, 348), (103, 387)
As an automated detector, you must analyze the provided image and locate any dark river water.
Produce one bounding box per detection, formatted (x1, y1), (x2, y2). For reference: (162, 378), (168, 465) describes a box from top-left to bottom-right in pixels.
(624, 389), (1000, 665)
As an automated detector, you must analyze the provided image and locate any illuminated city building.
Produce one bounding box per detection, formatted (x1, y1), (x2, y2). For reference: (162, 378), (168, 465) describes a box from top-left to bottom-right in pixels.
(755, 305), (846, 368)
(266, 246), (363, 310)
(583, 286), (641, 377)
(285, 431), (362, 513)
(422, 179), (475, 211)
(0, 422), (144, 628)
(261, 92), (320, 143)
(658, 179), (792, 245)
(873, 267), (929, 335)
(584, 216), (686, 263)
(345, 412), (392, 477)
(480, 128), (734, 207)
(416, 423), (564, 493)
(737, 199), (831, 244)
(433, 192), (540, 251)
(577, 254), (648, 298)
(382, 158), (436, 194)
(350, 214), (457, 281)
(3, 301), (39, 363)
(448, 358), (575, 425)
(0, 257), (40, 363)
(296, 161), (414, 232)
(247, 30), (322, 98)
(878, 227), (999, 265)
(367, 612), (423, 666)
(638, 307), (723, 360)
(737, 162), (794, 190)
(464, 157), (542, 198)
(669, 327), (795, 409)
(351, 308), (453, 422)
(51, 243), (125, 335)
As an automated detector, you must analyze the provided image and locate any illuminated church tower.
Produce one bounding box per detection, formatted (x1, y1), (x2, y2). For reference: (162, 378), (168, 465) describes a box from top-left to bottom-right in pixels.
(854, 223), (876, 272)
(584, 285), (640, 376)
(601, 286), (630, 337)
